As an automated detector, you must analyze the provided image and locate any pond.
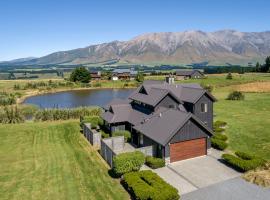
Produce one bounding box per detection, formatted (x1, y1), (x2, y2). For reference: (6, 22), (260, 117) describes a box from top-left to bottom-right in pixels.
(23, 89), (134, 108)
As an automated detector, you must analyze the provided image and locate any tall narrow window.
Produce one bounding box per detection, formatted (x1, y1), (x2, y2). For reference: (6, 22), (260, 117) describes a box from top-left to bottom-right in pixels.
(201, 103), (208, 113)
(140, 134), (144, 146)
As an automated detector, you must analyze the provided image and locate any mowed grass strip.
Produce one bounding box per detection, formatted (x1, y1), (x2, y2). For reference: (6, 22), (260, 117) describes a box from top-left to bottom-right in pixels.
(0, 121), (128, 200)
(214, 92), (270, 160)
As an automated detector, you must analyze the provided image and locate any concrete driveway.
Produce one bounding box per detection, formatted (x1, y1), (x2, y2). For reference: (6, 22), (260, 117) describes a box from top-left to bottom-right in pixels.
(152, 149), (241, 194)
(168, 154), (241, 188)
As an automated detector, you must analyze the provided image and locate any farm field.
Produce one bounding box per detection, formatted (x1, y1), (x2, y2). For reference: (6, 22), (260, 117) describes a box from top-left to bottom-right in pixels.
(0, 121), (129, 200)
(0, 73), (270, 199)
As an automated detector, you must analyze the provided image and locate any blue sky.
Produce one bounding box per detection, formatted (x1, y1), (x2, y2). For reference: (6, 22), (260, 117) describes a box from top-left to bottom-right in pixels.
(0, 0), (269, 61)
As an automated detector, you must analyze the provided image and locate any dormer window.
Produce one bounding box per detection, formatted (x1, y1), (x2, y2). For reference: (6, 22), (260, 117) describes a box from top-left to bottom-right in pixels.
(201, 103), (207, 113)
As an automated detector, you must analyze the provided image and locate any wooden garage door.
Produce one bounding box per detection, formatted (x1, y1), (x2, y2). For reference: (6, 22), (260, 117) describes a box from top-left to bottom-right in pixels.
(170, 138), (206, 162)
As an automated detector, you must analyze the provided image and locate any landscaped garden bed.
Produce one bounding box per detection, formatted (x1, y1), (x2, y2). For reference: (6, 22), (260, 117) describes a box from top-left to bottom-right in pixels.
(222, 151), (266, 172)
(123, 170), (179, 200)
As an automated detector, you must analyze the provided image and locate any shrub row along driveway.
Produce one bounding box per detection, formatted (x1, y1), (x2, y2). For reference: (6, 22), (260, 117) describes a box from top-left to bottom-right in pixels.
(152, 149), (241, 194)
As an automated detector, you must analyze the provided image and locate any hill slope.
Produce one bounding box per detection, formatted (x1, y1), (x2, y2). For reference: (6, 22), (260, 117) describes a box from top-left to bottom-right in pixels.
(5, 30), (270, 66)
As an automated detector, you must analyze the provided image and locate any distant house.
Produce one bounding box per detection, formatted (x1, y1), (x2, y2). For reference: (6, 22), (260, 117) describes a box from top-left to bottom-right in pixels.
(111, 69), (137, 81)
(90, 71), (101, 81)
(102, 78), (216, 164)
(175, 70), (204, 80)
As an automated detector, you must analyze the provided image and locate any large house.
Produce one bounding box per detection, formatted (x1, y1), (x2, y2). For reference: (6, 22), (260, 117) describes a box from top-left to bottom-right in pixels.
(111, 69), (138, 81)
(102, 79), (216, 163)
(175, 69), (204, 80)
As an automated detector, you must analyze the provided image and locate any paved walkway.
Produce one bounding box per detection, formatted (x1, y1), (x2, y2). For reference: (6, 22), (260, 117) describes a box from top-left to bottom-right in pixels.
(182, 177), (270, 200)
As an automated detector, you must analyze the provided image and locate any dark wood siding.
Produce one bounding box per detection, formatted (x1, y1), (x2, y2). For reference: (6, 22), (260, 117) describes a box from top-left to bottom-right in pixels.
(169, 118), (211, 149)
(170, 138), (206, 162)
(155, 94), (180, 111)
(193, 94), (213, 129)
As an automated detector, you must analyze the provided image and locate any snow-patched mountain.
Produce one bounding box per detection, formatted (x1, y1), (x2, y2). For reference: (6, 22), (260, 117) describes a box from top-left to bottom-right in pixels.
(6, 30), (270, 65)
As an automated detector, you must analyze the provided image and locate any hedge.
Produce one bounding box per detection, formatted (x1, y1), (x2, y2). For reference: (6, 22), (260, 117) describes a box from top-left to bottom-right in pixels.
(222, 152), (266, 172)
(113, 151), (145, 176)
(211, 138), (228, 150)
(214, 120), (227, 128)
(145, 156), (165, 169)
(123, 170), (179, 200)
(212, 133), (228, 141)
(80, 116), (104, 129)
(213, 126), (225, 133)
(112, 130), (131, 142)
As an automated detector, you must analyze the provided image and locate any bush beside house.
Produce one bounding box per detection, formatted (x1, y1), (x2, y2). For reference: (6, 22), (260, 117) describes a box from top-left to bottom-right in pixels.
(112, 130), (131, 142)
(113, 151), (145, 177)
(222, 151), (266, 172)
(80, 116), (104, 129)
(145, 156), (165, 169)
(123, 170), (179, 200)
(211, 120), (228, 150)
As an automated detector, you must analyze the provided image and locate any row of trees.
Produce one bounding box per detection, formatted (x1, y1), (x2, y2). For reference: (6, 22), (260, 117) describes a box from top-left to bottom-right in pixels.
(255, 56), (270, 72)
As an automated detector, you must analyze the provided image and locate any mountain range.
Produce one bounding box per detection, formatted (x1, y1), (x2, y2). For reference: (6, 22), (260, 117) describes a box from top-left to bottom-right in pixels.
(2, 30), (270, 66)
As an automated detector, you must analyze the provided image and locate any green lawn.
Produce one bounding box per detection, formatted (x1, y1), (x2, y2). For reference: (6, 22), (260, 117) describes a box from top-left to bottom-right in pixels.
(214, 92), (270, 160)
(0, 121), (128, 200)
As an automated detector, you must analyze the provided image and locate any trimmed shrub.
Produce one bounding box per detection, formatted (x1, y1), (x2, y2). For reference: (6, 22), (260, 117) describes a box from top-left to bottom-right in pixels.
(214, 120), (227, 128)
(211, 138), (228, 150)
(222, 152), (266, 172)
(235, 151), (254, 160)
(145, 156), (165, 169)
(212, 133), (228, 141)
(113, 151), (145, 176)
(100, 130), (110, 138)
(227, 91), (245, 100)
(213, 126), (225, 133)
(123, 170), (179, 200)
(80, 116), (103, 129)
(112, 130), (131, 142)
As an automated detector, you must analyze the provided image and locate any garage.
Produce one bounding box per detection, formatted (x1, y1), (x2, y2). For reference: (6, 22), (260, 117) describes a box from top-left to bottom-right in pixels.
(170, 138), (206, 162)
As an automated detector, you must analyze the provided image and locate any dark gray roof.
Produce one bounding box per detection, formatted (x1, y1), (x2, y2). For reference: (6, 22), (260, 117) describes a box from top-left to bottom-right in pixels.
(129, 81), (216, 104)
(101, 103), (148, 125)
(175, 70), (204, 76)
(103, 98), (131, 110)
(133, 108), (213, 146)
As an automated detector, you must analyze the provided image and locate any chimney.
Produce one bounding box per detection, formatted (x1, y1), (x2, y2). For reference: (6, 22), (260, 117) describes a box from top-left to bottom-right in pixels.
(165, 74), (175, 84)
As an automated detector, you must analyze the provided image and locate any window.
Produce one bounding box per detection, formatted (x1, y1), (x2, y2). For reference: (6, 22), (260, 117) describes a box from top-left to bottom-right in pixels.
(201, 103), (208, 113)
(169, 105), (175, 109)
(140, 134), (144, 145)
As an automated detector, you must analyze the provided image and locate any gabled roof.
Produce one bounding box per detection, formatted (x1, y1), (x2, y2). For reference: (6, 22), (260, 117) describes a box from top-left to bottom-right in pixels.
(112, 69), (137, 74)
(129, 81), (216, 105)
(101, 102), (148, 125)
(103, 98), (132, 110)
(175, 70), (204, 76)
(133, 108), (213, 146)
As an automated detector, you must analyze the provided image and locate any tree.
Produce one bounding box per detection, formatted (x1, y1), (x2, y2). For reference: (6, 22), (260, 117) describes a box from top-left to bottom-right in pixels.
(136, 72), (144, 82)
(265, 56), (270, 72)
(255, 62), (261, 72)
(69, 67), (91, 83)
(226, 72), (233, 80)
